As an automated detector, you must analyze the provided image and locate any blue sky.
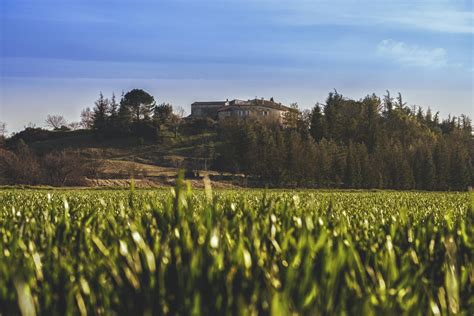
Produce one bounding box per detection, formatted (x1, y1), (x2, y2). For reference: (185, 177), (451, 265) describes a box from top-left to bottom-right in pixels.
(1, 0), (472, 132)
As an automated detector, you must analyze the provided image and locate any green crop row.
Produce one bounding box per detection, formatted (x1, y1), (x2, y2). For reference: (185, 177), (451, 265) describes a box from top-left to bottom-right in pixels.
(0, 183), (472, 315)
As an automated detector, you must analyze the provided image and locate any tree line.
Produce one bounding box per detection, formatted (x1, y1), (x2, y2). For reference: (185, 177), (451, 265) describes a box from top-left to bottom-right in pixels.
(1, 89), (472, 190)
(0, 88), (191, 186)
(2, 89), (185, 138)
(81, 89), (185, 140)
(214, 91), (473, 190)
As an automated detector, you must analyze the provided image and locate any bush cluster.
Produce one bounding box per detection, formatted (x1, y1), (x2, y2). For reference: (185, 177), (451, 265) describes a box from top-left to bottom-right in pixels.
(0, 141), (101, 186)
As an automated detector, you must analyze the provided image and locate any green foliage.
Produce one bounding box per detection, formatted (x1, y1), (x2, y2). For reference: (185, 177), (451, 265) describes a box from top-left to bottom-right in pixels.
(88, 89), (186, 142)
(120, 89), (155, 123)
(154, 103), (174, 125)
(216, 91), (473, 190)
(0, 188), (472, 314)
(309, 104), (325, 142)
(92, 92), (110, 131)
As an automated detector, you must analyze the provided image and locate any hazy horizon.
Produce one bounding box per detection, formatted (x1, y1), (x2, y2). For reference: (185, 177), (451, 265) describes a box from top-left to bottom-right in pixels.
(1, 0), (473, 133)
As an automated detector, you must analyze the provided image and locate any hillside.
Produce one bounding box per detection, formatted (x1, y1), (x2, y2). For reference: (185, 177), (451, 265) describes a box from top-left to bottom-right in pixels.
(2, 127), (240, 188)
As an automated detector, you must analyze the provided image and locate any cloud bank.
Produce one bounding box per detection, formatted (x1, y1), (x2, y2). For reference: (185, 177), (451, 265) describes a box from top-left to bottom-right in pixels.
(377, 39), (448, 68)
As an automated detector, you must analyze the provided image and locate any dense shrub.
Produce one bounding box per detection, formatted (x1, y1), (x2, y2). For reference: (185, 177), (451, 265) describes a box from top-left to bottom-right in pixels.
(0, 147), (43, 185)
(6, 128), (91, 148)
(182, 117), (217, 134)
(0, 145), (102, 186)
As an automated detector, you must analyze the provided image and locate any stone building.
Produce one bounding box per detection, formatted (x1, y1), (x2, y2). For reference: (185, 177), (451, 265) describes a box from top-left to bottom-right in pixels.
(191, 98), (295, 125)
(190, 101), (228, 119)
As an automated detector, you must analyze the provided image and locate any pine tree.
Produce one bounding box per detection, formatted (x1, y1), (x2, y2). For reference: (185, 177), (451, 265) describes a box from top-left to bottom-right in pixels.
(396, 92), (407, 109)
(118, 92), (133, 128)
(286, 131), (309, 186)
(362, 94), (381, 151)
(309, 104), (325, 141)
(92, 92), (110, 131)
(389, 141), (413, 189)
(324, 91), (345, 141)
(154, 103), (173, 125)
(303, 138), (318, 186)
(121, 89), (155, 123)
(331, 142), (347, 187)
(383, 90), (394, 115)
(315, 140), (331, 187)
(413, 145), (435, 190)
(450, 144), (471, 190)
(413, 146), (425, 189)
(433, 140), (450, 190)
(236, 122), (258, 175)
(109, 93), (119, 119)
(423, 149), (436, 190)
(345, 141), (358, 188)
(399, 156), (414, 189)
(270, 127), (287, 184)
(416, 107), (424, 122)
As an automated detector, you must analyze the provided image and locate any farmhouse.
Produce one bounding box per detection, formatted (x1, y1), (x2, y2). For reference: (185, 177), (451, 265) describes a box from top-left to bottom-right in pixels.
(191, 98), (295, 125)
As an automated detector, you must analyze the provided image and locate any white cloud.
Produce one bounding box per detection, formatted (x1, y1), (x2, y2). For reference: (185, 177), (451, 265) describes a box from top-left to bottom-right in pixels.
(377, 39), (448, 68)
(240, 0), (474, 34)
(387, 10), (473, 34)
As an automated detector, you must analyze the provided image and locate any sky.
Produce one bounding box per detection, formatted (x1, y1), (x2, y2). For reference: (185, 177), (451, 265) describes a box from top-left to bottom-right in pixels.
(0, 0), (473, 132)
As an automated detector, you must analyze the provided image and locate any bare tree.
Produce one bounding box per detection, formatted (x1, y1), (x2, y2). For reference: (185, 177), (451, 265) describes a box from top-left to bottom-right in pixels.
(80, 107), (94, 129)
(0, 122), (6, 137)
(0, 122), (6, 147)
(45, 114), (67, 130)
(0, 146), (103, 186)
(174, 106), (186, 119)
(42, 151), (84, 185)
(0, 144), (43, 185)
(68, 122), (82, 130)
(171, 106), (186, 137)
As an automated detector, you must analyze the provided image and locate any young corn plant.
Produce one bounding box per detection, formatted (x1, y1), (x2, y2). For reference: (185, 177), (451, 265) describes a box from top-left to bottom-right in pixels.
(0, 188), (472, 314)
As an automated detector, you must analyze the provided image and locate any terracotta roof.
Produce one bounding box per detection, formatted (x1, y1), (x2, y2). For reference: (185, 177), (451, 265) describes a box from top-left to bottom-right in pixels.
(217, 99), (295, 112)
(191, 101), (227, 106)
(249, 99), (295, 111)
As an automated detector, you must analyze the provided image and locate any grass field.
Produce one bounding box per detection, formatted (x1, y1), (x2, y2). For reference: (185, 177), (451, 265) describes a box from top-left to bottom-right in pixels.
(0, 183), (472, 315)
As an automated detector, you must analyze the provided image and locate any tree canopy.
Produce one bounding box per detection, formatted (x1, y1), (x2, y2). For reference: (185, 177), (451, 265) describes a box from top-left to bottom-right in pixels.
(120, 89), (155, 123)
(214, 91), (473, 190)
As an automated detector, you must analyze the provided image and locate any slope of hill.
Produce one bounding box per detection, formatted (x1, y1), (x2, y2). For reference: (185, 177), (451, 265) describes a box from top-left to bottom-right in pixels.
(2, 128), (237, 188)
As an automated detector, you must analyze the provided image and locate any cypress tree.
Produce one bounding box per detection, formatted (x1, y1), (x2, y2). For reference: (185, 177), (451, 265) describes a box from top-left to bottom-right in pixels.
(92, 92), (110, 131)
(450, 145), (471, 190)
(309, 104), (325, 141)
(433, 140), (450, 190)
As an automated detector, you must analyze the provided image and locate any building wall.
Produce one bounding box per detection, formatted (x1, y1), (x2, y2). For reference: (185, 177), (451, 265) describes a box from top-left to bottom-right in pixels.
(218, 106), (287, 124)
(191, 103), (225, 118)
